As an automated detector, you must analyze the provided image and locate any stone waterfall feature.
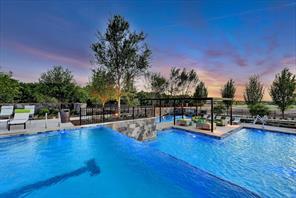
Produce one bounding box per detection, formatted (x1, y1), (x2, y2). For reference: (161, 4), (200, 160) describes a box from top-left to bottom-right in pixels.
(104, 117), (157, 141)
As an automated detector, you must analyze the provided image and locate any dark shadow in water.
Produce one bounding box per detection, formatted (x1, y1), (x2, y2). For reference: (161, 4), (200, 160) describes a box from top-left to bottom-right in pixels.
(0, 159), (100, 198)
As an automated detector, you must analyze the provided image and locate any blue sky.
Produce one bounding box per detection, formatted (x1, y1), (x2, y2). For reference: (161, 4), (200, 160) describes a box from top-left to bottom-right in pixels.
(0, 0), (295, 100)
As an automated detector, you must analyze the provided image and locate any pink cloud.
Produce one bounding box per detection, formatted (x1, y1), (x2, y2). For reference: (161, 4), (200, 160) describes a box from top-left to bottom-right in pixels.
(233, 55), (247, 67)
(205, 50), (226, 57)
(203, 44), (248, 68)
(5, 40), (91, 70)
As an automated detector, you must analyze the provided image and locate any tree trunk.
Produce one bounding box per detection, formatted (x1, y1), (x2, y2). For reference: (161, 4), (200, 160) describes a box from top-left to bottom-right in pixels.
(281, 110), (285, 119)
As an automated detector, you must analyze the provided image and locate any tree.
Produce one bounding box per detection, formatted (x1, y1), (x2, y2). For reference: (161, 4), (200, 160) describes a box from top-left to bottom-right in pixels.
(122, 84), (139, 107)
(270, 68), (296, 118)
(221, 79), (236, 114)
(146, 72), (168, 97)
(72, 86), (89, 103)
(244, 75), (264, 105)
(17, 82), (39, 103)
(91, 15), (151, 114)
(168, 67), (181, 96)
(136, 91), (155, 106)
(88, 69), (116, 107)
(193, 81), (208, 110)
(0, 71), (20, 103)
(39, 66), (78, 103)
(178, 68), (198, 95)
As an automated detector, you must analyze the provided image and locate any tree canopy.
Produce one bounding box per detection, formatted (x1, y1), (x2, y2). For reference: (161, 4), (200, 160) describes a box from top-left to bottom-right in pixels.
(88, 68), (115, 106)
(91, 15), (151, 112)
(167, 67), (198, 96)
(244, 75), (264, 105)
(178, 68), (199, 95)
(38, 66), (78, 103)
(193, 81), (208, 108)
(168, 67), (181, 96)
(146, 72), (168, 97)
(221, 79), (236, 112)
(0, 71), (20, 103)
(17, 82), (39, 103)
(270, 68), (296, 118)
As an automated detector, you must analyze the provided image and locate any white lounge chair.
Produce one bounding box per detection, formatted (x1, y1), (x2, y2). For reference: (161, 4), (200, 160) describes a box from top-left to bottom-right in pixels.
(24, 105), (35, 120)
(203, 114), (208, 119)
(233, 117), (241, 125)
(215, 115), (222, 120)
(0, 105), (14, 119)
(225, 116), (231, 124)
(8, 109), (30, 131)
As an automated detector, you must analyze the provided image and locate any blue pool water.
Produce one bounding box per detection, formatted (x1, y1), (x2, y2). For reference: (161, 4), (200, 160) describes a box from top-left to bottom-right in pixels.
(0, 127), (257, 198)
(145, 128), (296, 198)
(156, 115), (191, 123)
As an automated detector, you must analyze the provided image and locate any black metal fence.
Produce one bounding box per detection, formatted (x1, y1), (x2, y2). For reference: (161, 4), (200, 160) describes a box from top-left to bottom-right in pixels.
(78, 105), (155, 125)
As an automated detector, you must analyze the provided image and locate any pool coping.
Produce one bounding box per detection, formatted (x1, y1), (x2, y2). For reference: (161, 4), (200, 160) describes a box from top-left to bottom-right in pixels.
(0, 118), (295, 140)
(0, 117), (157, 139)
(241, 123), (296, 135)
(176, 126), (242, 139)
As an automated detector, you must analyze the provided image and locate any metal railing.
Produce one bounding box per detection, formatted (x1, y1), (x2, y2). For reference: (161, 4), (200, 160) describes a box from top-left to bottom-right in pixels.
(78, 105), (155, 125)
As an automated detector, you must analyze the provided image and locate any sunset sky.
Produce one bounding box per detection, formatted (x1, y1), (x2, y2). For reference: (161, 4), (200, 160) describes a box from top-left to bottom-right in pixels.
(0, 0), (295, 100)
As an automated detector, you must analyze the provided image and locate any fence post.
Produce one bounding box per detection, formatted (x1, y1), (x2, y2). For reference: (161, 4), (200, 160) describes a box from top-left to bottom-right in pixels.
(92, 107), (94, 123)
(211, 98), (214, 132)
(102, 106), (105, 122)
(79, 107), (82, 125)
(230, 103), (233, 125)
(132, 107), (135, 119)
(173, 99), (176, 125)
(159, 99), (162, 123)
(182, 102), (184, 118)
(195, 104), (198, 116)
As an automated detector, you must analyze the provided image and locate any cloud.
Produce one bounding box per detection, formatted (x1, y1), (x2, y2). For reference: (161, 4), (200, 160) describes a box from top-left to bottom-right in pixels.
(3, 40), (91, 70)
(233, 55), (247, 67)
(205, 50), (226, 57)
(204, 46), (248, 68)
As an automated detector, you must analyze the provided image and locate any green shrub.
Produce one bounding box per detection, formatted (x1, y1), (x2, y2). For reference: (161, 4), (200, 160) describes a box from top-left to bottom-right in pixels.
(249, 103), (270, 117)
(49, 108), (58, 116)
(37, 108), (50, 117)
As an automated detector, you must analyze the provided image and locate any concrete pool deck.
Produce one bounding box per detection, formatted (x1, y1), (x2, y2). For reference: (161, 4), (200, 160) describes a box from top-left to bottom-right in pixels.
(0, 117), (295, 139)
(0, 119), (74, 138)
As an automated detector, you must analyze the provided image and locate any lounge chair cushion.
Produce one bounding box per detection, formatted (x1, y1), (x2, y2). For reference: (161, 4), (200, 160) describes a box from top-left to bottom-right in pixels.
(15, 109), (30, 113)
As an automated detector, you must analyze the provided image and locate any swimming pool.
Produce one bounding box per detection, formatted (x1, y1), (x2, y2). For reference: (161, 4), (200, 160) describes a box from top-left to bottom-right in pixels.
(0, 127), (257, 198)
(145, 128), (296, 197)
